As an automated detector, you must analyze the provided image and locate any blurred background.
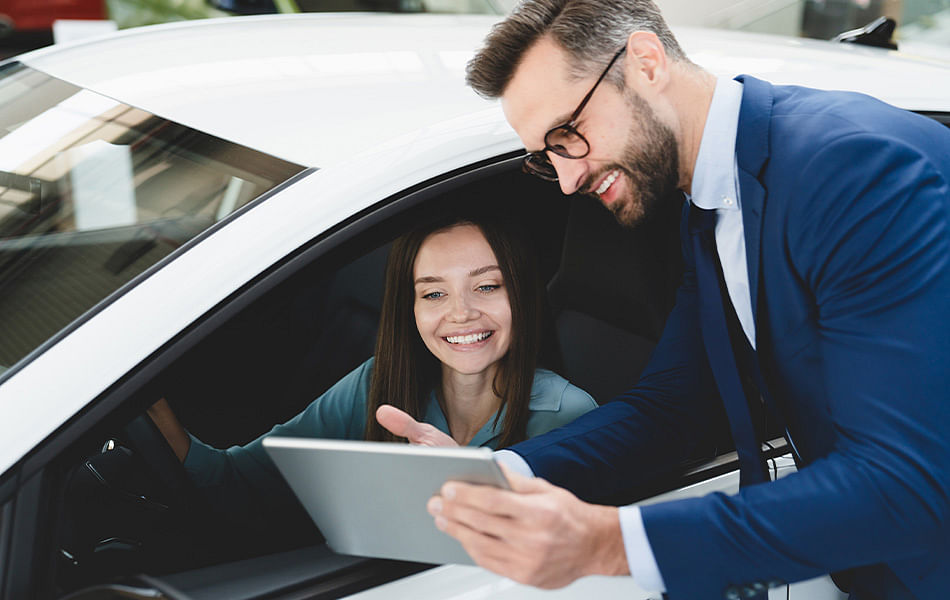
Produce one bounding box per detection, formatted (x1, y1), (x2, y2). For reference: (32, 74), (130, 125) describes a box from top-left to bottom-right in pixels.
(0, 0), (948, 60)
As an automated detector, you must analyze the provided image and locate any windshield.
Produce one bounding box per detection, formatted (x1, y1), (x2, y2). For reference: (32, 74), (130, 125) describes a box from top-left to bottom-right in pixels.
(0, 63), (305, 374)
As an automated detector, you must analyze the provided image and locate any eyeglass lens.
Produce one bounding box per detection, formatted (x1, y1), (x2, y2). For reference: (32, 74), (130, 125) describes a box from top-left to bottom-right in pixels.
(544, 125), (590, 159)
(523, 153), (558, 181)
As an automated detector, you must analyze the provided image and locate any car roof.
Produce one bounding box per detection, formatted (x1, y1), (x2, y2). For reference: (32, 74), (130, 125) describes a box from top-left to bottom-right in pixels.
(18, 14), (503, 168)
(17, 13), (950, 169)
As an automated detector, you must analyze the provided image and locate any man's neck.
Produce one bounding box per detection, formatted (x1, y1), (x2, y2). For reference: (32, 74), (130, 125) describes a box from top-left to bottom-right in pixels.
(669, 65), (717, 195)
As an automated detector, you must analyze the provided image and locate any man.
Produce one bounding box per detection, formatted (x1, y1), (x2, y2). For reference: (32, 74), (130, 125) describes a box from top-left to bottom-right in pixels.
(379, 1), (950, 598)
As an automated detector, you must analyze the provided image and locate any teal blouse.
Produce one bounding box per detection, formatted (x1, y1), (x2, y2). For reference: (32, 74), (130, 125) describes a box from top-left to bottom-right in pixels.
(183, 357), (595, 521)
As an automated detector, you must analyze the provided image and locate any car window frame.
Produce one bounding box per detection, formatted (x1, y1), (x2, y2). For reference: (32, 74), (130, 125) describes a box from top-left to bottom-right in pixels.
(0, 152), (529, 599)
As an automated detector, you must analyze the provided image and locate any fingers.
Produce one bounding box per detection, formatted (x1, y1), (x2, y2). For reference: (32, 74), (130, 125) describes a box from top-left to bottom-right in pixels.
(375, 405), (458, 446)
(428, 483), (591, 588)
(429, 492), (519, 541)
(438, 473), (552, 521)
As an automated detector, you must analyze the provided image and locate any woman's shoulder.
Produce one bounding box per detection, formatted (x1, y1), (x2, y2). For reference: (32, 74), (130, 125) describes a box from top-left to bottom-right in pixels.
(528, 369), (597, 413)
(524, 369), (597, 439)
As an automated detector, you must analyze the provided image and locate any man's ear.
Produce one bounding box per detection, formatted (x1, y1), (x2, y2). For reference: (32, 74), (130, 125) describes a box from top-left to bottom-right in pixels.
(623, 31), (669, 91)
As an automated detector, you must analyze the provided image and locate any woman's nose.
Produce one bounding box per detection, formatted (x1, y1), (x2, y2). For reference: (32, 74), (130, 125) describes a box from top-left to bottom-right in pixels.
(447, 294), (479, 322)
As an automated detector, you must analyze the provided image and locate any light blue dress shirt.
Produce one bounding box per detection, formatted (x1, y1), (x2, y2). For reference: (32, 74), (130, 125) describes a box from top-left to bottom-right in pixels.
(498, 77), (753, 593)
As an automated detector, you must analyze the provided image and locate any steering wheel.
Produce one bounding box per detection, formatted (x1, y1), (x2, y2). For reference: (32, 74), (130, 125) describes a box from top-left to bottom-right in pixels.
(122, 413), (196, 511)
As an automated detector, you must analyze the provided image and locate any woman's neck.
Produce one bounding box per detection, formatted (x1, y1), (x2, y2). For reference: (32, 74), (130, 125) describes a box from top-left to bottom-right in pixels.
(439, 364), (503, 446)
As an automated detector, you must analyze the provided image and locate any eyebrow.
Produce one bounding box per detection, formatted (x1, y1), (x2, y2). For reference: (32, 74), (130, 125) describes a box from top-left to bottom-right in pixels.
(525, 111), (574, 153)
(414, 264), (501, 285)
(544, 111), (574, 134)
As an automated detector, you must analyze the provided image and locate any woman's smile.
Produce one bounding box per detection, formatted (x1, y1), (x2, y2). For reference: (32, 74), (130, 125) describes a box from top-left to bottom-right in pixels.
(444, 330), (494, 346)
(413, 224), (512, 379)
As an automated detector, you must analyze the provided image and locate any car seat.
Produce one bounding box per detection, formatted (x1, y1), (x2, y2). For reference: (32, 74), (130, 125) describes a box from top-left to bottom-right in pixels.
(546, 194), (684, 404)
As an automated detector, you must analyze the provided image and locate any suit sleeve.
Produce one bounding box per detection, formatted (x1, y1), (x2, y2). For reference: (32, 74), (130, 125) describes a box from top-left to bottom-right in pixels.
(642, 132), (950, 598)
(508, 204), (725, 505)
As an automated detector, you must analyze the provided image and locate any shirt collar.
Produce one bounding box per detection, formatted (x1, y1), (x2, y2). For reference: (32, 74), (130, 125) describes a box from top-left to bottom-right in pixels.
(690, 78), (743, 212)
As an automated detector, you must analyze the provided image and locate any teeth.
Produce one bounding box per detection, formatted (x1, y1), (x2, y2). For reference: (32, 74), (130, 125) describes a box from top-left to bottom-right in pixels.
(595, 170), (619, 195)
(445, 331), (492, 344)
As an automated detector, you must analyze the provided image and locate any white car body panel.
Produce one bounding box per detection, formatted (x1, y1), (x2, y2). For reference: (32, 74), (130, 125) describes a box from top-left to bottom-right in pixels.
(18, 15), (503, 168)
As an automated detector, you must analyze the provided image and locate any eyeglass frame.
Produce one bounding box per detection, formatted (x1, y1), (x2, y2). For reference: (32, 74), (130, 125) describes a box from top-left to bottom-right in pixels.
(522, 45), (627, 182)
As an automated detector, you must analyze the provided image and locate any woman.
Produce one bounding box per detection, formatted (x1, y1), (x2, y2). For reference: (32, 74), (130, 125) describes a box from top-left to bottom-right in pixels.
(149, 214), (595, 526)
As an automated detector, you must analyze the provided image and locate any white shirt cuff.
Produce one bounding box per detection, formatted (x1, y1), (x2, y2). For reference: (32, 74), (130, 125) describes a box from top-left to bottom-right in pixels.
(492, 452), (664, 592)
(618, 504), (666, 592)
(493, 449), (534, 477)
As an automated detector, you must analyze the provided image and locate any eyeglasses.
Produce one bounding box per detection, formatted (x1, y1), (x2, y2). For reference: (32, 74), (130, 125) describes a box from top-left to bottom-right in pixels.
(523, 46), (626, 182)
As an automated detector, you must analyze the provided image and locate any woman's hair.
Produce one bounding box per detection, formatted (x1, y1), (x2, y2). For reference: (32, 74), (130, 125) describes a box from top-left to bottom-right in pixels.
(364, 214), (544, 448)
(466, 0), (688, 99)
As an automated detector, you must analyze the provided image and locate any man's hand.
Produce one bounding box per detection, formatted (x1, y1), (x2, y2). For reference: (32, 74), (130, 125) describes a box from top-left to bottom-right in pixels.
(376, 405), (458, 447)
(428, 464), (630, 588)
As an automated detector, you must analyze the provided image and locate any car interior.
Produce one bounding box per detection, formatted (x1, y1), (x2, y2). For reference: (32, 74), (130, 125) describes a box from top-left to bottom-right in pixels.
(6, 155), (741, 599)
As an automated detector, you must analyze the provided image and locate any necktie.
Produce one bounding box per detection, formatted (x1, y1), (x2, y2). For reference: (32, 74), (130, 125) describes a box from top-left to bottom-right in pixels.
(689, 203), (769, 486)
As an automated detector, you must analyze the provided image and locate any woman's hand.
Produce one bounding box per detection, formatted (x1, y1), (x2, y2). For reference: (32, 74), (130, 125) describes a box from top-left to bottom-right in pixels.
(146, 398), (191, 462)
(376, 405), (458, 447)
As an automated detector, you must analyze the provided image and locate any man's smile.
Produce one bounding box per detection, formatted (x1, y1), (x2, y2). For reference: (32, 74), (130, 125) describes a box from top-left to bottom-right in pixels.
(595, 169), (620, 197)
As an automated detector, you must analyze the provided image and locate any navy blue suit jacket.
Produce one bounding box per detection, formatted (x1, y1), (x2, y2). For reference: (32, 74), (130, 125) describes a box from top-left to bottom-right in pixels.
(511, 76), (950, 598)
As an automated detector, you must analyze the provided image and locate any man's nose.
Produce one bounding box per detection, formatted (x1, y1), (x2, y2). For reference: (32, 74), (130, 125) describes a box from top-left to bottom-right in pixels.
(550, 153), (588, 195)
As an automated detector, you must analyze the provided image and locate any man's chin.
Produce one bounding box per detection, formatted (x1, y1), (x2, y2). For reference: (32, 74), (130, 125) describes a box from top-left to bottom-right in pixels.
(608, 195), (647, 228)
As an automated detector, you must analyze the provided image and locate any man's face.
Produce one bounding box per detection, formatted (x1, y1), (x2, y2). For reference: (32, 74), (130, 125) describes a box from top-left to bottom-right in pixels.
(501, 37), (680, 227)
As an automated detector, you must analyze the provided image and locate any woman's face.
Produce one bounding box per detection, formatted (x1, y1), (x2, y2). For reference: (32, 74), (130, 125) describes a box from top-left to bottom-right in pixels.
(413, 224), (513, 379)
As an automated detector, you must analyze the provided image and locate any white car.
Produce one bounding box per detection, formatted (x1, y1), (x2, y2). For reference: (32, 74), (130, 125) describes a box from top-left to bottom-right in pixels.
(0, 13), (947, 600)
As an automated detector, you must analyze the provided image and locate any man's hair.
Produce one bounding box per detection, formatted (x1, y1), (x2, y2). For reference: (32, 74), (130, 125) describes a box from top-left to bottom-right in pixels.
(466, 0), (687, 98)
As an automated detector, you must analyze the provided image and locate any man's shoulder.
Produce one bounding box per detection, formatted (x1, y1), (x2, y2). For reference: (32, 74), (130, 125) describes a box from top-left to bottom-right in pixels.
(739, 79), (949, 207)
(760, 81), (948, 156)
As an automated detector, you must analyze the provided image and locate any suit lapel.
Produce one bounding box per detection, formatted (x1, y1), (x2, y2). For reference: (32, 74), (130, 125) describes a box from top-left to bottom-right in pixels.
(730, 77), (807, 467)
(733, 75), (773, 323)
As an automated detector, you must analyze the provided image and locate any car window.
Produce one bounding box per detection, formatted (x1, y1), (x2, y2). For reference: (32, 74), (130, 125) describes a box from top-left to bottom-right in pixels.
(0, 62), (305, 374)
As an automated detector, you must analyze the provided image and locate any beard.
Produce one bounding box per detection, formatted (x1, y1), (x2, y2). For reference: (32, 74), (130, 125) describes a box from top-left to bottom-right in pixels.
(591, 90), (680, 228)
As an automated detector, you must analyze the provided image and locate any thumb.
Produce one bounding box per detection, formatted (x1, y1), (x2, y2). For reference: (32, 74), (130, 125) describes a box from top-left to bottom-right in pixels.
(376, 405), (458, 446)
(497, 462), (551, 494)
(375, 404), (418, 438)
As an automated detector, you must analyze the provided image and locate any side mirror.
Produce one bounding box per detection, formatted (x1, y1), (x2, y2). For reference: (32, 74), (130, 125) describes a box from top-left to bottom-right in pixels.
(832, 16), (898, 50)
(208, 0), (279, 15)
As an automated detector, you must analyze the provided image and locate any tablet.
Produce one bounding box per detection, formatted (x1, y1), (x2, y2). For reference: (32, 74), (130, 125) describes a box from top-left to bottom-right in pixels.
(261, 437), (510, 565)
